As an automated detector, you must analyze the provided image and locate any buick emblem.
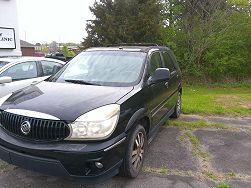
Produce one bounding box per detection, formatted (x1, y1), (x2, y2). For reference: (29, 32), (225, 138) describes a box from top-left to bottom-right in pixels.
(20, 121), (31, 135)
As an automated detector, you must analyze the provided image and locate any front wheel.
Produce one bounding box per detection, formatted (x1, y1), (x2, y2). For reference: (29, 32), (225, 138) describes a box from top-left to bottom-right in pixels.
(170, 92), (182, 119)
(120, 124), (147, 178)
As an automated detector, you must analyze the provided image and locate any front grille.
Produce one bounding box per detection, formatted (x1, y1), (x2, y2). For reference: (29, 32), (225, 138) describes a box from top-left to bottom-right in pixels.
(0, 111), (70, 141)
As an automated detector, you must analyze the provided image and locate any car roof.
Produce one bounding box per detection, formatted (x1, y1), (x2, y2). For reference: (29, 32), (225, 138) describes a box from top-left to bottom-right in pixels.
(85, 45), (170, 53)
(0, 57), (65, 64)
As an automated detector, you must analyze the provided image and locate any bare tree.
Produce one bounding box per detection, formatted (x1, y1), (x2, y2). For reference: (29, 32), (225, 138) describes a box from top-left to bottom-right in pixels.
(49, 41), (59, 53)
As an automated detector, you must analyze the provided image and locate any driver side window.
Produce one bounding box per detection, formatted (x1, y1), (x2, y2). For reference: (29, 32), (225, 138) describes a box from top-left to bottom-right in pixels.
(149, 52), (162, 76)
(0, 61), (38, 81)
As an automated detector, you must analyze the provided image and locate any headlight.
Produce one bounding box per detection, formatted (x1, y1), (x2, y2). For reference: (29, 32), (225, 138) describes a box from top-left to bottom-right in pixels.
(67, 104), (120, 140)
(0, 93), (12, 106)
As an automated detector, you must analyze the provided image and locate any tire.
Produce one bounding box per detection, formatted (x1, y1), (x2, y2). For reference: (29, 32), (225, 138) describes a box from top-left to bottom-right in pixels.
(170, 92), (182, 119)
(120, 124), (147, 178)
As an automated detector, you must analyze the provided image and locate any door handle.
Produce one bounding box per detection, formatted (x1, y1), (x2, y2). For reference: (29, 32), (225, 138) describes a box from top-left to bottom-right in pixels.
(165, 82), (169, 88)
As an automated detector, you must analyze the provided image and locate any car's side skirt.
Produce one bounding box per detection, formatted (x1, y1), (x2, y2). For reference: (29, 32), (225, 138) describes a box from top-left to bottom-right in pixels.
(147, 106), (175, 144)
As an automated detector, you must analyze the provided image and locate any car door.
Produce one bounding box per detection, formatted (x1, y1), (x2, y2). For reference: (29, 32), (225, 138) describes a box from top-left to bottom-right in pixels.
(161, 51), (180, 109)
(0, 61), (42, 97)
(146, 51), (172, 127)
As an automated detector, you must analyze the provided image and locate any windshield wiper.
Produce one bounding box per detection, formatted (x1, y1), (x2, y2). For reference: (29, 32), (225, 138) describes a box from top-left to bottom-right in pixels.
(64, 79), (101, 86)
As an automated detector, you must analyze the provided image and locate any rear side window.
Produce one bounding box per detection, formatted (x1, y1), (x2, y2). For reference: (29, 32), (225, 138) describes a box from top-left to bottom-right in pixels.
(149, 52), (162, 76)
(0, 61), (37, 81)
(162, 52), (175, 73)
(41, 61), (63, 76)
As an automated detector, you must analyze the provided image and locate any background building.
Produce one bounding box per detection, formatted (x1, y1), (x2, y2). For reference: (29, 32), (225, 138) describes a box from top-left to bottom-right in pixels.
(0, 0), (21, 57)
(35, 43), (42, 52)
(20, 40), (35, 56)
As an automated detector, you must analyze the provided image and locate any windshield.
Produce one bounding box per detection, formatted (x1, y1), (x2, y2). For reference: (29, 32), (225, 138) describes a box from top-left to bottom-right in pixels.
(0, 61), (10, 69)
(50, 51), (146, 87)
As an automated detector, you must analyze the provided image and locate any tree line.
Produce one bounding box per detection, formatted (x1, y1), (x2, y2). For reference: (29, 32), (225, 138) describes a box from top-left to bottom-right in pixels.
(82, 0), (251, 82)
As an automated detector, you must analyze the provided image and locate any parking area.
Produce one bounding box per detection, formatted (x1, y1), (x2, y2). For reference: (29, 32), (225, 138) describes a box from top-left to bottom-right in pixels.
(0, 115), (251, 188)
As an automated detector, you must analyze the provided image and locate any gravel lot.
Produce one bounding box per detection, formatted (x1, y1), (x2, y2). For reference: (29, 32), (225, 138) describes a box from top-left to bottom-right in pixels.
(0, 115), (250, 188)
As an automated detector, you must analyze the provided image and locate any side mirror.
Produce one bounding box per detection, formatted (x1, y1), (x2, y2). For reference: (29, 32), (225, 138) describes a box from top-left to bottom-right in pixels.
(148, 68), (170, 85)
(0, 76), (12, 84)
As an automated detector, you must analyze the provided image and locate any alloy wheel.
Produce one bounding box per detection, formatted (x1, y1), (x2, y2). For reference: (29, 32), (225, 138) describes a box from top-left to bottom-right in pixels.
(131, 132), (145, 170)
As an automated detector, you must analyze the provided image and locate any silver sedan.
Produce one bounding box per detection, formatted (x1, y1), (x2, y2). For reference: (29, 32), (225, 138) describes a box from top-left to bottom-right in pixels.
(0, 57), (65, 97)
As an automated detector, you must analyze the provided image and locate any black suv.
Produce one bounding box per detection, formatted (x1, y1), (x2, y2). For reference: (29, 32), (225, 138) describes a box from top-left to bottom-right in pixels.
(0, 44), (182, 183)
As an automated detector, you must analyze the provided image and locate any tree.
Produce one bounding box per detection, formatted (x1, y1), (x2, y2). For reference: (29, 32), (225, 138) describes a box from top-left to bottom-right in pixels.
(41, 44), (49, 54)
(82, 0), (162, 48)
(204, 12), (251, 81)
(82, 0), (251, 82)
(62, 45), (76, 57)
(161, 0), (251, 81)
(49, 41), (59, 53)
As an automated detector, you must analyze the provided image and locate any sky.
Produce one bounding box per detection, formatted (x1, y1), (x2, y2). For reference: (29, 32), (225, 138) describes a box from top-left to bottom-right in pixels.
(17, 0), (95, 44)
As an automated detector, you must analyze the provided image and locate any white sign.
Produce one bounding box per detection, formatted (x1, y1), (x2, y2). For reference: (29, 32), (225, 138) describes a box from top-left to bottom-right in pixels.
(0, 27), (16, 49)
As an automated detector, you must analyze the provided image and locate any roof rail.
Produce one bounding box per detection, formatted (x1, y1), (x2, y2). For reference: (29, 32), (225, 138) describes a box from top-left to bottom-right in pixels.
(107, 43), (159, 47)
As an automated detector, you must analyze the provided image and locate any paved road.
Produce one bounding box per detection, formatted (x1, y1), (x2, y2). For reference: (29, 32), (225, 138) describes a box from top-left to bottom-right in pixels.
(0, 115), (251, 188)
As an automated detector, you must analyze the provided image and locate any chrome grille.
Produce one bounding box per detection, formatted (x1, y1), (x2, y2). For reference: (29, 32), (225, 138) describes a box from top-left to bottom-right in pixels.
(0, 110), (70, 141)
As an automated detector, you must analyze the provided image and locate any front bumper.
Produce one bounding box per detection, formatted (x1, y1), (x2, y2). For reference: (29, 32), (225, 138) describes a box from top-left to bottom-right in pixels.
(0, 127), (127, 183)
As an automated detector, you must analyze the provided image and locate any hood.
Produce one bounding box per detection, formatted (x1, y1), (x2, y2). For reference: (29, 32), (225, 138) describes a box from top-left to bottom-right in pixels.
(0, 82), (133, 121)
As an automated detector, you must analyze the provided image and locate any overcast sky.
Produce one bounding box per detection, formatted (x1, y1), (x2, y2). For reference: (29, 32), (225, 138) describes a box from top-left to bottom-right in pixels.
(17, 0), (95, 44)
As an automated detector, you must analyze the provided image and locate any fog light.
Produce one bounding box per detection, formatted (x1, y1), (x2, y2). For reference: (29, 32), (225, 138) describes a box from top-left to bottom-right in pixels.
(95, 162), (103, 169)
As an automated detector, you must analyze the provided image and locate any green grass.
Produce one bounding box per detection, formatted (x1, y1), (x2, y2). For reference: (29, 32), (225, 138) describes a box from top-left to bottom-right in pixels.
(203, 170), (218, 181)
(218, 182), (230, 188)
(167, 120), (226, 129)
(143, 166), (168, 175)
(227, 170), (236, 177)
(159, 166), (168, 174)
(183, 131), (209, 159)
(182, 85), (251, 116)
(0, 161), (9, 172)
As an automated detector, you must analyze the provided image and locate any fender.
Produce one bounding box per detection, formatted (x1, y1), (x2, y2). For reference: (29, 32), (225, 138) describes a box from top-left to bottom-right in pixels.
(125, 108), (148, 132)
